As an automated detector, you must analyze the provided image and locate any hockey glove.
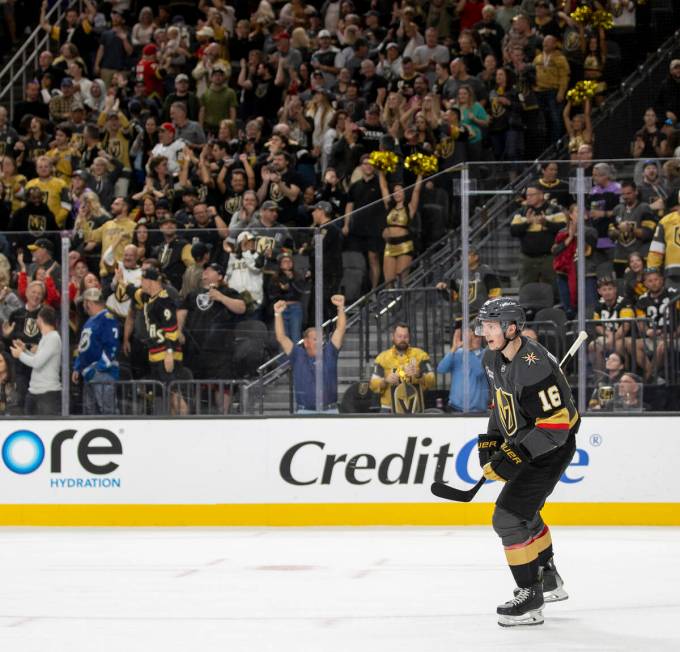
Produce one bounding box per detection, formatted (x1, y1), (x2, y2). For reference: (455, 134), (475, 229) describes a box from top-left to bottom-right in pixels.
(477, 433), (504, 468)
(482, 441), (525, 483)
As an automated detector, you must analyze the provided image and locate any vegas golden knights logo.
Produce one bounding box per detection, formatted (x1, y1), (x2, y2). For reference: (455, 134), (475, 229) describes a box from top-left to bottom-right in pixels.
(224, 194), (242, 215)
(495, 386), (517, 436)
(468, 280), (477, 302)
(28, 214), (47, 234)
(256, 236), (274, 253)
(109, 141), (121, 159)
(391, 382), (424, 414)
(674, 225), (680, 248)
(24, 317), (39, 339)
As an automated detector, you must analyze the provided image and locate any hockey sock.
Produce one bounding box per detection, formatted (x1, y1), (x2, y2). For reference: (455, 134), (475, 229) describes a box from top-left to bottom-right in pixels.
(504, 525), (552, 588)
(535, 526), (553, 567)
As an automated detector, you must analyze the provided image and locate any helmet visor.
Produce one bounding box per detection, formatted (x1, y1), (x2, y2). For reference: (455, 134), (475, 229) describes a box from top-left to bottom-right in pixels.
(474, 318), (504, 338)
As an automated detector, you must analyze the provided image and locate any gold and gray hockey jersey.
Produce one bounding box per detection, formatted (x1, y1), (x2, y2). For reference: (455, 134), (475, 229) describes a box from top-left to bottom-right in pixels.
(483, 337), (579, 461)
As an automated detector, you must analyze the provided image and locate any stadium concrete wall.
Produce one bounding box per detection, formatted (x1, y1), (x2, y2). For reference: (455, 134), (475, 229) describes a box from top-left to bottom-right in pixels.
(0, 416), (676, 526)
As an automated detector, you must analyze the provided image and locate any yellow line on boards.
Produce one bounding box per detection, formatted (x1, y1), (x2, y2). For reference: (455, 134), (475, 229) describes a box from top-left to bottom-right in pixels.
(0, 503), (678, 526)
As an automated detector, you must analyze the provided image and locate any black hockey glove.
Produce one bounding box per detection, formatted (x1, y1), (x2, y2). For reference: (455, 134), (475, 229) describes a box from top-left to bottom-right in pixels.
(477, 433), (503, 468)
(482, 441), (525, 483)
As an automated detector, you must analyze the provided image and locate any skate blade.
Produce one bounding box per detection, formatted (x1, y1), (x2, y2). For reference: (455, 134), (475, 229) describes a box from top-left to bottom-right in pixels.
(498, 609), (544, 627)
(544, 587), (569, 603)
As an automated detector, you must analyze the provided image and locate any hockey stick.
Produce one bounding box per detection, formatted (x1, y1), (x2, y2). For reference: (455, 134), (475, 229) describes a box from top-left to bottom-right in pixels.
(430, 330), (588, 503)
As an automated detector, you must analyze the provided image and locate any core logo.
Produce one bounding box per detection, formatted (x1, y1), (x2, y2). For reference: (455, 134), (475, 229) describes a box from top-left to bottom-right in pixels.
(0, 428), (122, 476)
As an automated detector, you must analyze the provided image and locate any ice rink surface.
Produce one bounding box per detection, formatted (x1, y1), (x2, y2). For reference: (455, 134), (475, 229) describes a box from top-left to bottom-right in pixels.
(0, 526), (678, 652)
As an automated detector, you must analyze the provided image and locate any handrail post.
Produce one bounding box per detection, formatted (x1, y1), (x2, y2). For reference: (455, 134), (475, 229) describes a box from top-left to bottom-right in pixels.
(461, 165), (471, 412)
(314, 230), (323, 413)
(60, 234), (70, 416)
(575, 167), (587, 414)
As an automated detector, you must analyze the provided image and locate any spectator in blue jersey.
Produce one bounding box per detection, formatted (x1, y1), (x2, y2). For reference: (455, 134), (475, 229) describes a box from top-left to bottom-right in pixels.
(273, 294), (346, 414)
(436, 325), (488, 412)
(72, 287), (121, 415)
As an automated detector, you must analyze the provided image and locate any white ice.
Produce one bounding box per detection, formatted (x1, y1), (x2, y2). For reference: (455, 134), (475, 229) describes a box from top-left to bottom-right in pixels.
(0, 526), (678, 652)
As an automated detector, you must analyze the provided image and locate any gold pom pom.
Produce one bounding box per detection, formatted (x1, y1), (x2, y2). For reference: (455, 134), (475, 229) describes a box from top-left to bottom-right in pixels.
(404, 153), (439, 177)
(591, 9), (614, 30)
(569, 6), (592, 24)
(566, 80), (599, 106)
(368, 150), (399, 174)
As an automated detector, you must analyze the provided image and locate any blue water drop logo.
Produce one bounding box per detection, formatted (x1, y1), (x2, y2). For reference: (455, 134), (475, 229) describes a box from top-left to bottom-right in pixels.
(2, 430), (45, 474)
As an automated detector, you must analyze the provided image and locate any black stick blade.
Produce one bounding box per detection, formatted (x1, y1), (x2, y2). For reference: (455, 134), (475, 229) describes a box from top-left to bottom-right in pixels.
(430, 477), (485, 503)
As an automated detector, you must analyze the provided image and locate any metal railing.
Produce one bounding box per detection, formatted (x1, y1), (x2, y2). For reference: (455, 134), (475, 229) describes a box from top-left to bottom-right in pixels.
(82, 379), (251, 416)
(83, 380), (166, 416)
(0, 0), (79, 123)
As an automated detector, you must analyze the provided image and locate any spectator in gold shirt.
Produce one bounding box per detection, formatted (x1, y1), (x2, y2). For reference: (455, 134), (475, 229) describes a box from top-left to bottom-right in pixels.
(533, 35), (570, 143)
(83, 197), (136, 277)
(369, 323), (435, 413)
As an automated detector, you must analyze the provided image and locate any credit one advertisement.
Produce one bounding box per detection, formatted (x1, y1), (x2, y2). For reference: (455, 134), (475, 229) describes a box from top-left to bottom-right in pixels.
(0, 418), (675, 504)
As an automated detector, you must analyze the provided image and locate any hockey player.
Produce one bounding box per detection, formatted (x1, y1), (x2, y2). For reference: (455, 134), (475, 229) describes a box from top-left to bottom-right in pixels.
(475, 297), (579, 627)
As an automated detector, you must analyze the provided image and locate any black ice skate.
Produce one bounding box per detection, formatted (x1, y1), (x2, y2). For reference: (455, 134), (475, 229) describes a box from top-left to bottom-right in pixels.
(542, 557), (569, 602)
(497, 582), (544, 627)
(513, 558), (569, 603)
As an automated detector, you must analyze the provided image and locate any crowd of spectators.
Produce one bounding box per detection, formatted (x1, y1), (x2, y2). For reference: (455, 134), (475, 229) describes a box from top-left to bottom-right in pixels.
(0, 0), (675, 415)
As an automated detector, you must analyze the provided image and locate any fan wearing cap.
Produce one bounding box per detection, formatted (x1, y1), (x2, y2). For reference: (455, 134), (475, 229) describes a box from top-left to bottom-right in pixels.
(589, 276), (634, 373)
(195, 25), (216, 57)
(198, 64), (238, 134)
(24, 156), (71, 228)
(96, 109), (133, 196)
(151, 214), (194, 290)
(150, 122), (186, 176)
(127, 266), (184, 385)
(135, 43), (165, 100)
(274, 30), (303, 79)
(49, 76), (79, 123)
(256, 152), (303, 227)
(162, 74), (200, 122)
(67, 100), (88, 147)
(633, 267), (680, 381)
(310, 29), (340, 85)
(249, 200), (295, 273)
(177, 262), (246, 391)
(45, 124), (80, 182)
(226, 231), (264, 312)
(8, 186), (60, 256)
(72, 288), (120, 415)
(25, 237), (61, 281)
